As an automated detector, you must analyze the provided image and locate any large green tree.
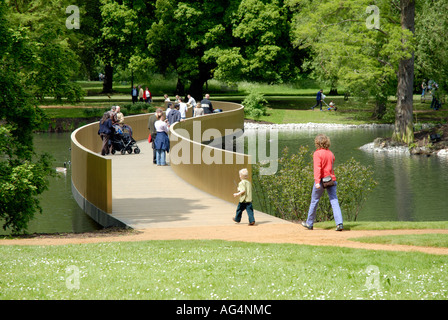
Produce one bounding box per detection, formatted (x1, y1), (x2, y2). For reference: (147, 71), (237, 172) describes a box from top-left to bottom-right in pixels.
(414, 0), (448, 92)
(206, 0), (303, 85)
(0, 0), (53, 234)
(288, 0), (416, 143)
(6, 0), (84, 102)
(288, 0), (411, 118)
(98, 0), (154, 93)
(144, 0), (240, 98)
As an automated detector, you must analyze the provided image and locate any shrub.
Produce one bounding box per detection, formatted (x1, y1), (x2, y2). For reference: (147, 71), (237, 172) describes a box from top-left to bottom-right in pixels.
(0, 126), (54, 234)
(242, 91), (268, 120)
(253, 147), (377, 222)
(122, 102), (150, 115)
(82, 107), (109, 118)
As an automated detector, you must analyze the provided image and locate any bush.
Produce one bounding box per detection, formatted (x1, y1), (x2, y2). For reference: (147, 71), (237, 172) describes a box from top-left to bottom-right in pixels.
(242, 91), (268, 120)
(82, 107), (109, 118)
(253, 147), (377, 222)
(0, 126), (54, 234)
(122, 102), (154, 115)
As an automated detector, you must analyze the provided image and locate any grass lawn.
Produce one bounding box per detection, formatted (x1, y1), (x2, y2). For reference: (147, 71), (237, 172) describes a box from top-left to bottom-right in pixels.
(23, 80), (447, 301)
(315, 221), (448, 230)
(351, 234), (448, 248)
(1, 239), (447, 300)
(41, 79), (448, 126)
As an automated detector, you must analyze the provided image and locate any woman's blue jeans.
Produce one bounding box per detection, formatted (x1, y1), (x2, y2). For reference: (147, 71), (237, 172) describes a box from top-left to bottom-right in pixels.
(156, 149), (166, 165)
(306, 182), (343, 227)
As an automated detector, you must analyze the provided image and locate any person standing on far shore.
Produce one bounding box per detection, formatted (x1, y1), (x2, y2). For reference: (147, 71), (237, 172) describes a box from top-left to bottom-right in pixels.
(312, 89), (323, 111)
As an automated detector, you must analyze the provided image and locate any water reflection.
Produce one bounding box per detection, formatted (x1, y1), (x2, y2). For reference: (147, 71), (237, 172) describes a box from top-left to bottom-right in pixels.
(0, 133), (101, 235)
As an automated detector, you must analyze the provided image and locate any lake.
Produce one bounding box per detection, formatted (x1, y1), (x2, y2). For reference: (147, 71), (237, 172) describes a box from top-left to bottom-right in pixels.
(0, 132), (101, 235)
(245, 126), (448, 221)
(3, 125), (447, 235)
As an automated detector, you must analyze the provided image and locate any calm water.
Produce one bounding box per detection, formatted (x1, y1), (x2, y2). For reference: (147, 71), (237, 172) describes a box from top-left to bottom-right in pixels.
(246, 127), (448, 221)
(0, 132), (101, 235)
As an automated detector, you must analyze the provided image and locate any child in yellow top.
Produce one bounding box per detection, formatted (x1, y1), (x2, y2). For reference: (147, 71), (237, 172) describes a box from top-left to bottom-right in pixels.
(233, 168), (255, 225)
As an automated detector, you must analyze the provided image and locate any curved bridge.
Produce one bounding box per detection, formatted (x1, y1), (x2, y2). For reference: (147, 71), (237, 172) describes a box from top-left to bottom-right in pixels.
(71, 101), (286, 229)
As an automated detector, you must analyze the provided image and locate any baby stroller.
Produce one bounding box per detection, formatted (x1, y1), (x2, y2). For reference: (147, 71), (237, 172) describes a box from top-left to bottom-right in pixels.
(110, 124), (141, 155)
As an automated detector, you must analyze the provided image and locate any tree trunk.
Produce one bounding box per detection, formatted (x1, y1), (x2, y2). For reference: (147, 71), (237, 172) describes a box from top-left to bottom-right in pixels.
(102, 64), (114, 94)
(392, 0), (415, 144)
(328, 87), (338, 95)
(188, 77), (207, 101)
(175, 78), (185, 97)
(372, 98), (387, 120)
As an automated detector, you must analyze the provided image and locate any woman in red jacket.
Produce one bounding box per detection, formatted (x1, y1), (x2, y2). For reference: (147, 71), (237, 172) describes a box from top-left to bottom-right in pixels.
(302, 134), (343, 231)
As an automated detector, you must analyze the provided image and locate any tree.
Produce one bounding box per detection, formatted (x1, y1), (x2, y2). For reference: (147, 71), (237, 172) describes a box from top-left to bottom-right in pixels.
(144, 0), (240, 98)
(7, 0), (85, 102)
(392, 0), (415, 144)
(206, 0), (303, 85)
(288, 0), (417, 142)
(98, 0), (154, 93)
(288, 0), (413, 120)
(414, 0), (448, 93)
(0, 0), (53, 233)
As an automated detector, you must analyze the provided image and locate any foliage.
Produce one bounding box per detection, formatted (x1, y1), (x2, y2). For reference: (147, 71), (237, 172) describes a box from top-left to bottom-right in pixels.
(122, 102), (155, 114)
(241, 91), (269, 119)
(82, 107), (110, 118)
(287, 0), (413, 119)
(414, 0), (448, 92)
(253, 146), (377, 222)
(145, 0), (238, 97)
(6, 0), (85, 102)
(318, 158), (377, 221)
(207, 0), (303, 84)
(253, 146), (313, 221)
(0, 126), (53, 234)
(0, 1), (54, 233)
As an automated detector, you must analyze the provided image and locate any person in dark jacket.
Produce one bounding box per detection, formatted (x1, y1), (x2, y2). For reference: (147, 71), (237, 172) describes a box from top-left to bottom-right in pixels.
(131, 85), (138, 104)
(98, 111), (114, 156)
(167, 103), (181, 126)
(200, 93), (214, 114)
(312, 89), (323, 111)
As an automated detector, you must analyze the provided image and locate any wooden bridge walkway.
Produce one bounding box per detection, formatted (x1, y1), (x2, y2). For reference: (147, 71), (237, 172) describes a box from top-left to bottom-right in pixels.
(107, 140), (289, 229)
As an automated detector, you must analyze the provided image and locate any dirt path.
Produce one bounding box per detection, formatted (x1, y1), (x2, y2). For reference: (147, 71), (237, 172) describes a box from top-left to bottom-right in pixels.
(1, 224), (448, 255)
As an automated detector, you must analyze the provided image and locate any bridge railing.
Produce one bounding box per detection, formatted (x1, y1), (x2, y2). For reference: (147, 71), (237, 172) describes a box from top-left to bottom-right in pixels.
(71, 101), (249, 226)
(170, 101), (251, 204)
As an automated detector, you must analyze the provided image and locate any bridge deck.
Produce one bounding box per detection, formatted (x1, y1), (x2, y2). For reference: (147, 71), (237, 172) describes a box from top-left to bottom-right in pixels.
(108, 140), (289, 229)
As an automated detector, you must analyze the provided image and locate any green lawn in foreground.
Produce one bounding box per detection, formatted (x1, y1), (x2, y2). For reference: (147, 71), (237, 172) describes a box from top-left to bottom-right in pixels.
(0, 240), (447, 300)
(315, 221), (448, 230)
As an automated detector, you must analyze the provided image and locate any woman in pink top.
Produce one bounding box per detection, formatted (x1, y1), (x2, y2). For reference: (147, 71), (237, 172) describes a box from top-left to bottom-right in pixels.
(302, 134), (343, 231)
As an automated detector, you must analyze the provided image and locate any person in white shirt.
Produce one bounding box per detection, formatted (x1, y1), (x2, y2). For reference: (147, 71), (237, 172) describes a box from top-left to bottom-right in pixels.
(178, 98), (188, 120)
(187, 94), (196, 107)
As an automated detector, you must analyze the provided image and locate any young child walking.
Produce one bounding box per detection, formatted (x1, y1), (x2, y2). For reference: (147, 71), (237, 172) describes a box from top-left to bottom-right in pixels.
(232, 168), (255, 226)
